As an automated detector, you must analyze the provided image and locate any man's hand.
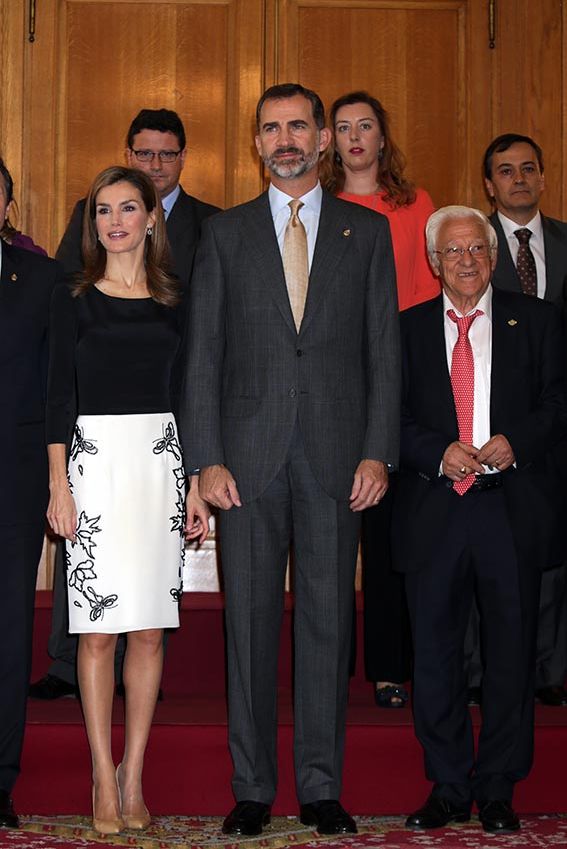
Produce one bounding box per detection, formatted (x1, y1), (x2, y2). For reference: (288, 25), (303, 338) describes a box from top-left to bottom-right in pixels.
(476, 434), (515, 471)
(350, 460), (389, 511)
(199, 464), (242, 510)
(442, 441), (485, 482)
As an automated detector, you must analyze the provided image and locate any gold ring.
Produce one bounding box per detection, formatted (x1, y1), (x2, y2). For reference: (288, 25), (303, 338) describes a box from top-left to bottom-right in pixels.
(460, 466), (466, 474)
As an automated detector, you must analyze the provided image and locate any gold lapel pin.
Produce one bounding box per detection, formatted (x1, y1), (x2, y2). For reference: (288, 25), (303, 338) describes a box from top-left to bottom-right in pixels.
(508, 319), (518, 326)
(342, 228), (351, 237)
(10, 273), (17, 282)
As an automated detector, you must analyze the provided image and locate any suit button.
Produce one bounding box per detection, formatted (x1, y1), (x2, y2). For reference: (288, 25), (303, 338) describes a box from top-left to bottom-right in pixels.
(289, 388), (297, 398)
(296, 349), (303, 357)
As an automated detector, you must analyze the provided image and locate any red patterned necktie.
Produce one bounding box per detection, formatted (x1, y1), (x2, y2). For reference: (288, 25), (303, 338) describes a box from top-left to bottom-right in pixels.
(447, 308), (483, 495)
(514, 228), (537, 297)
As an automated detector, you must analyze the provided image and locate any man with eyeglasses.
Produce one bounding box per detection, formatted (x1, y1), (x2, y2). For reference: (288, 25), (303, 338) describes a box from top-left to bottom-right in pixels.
(393, 206), (566, 833)
(54, 108), (220, 287)
(30, 108), (219, 702)
(463, 134), (567, 710)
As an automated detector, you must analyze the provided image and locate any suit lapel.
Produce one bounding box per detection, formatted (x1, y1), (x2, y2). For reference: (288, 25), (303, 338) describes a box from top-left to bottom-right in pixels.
(241, 192), (297, 335)
(541, 214), (566, 304)
(0, 241), (23, 306)
(491, 213), (522, 294)
(425, 297), (458, 435)
(490, 289), (520, 425)
(299, 191), (354, 335)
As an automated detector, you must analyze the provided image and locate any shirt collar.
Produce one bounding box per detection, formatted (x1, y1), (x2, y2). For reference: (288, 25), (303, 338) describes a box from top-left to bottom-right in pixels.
(161, 184), (181, 219)
(268, 181), (323, 219)
(498, 209), (542, 241)
(443, 284), (493, 320)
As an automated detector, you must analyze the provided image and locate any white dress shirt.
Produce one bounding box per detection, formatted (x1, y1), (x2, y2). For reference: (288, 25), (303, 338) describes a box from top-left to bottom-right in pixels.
(498, 210), (546, 299)
(443, 285), (496, 473)
(268, 181), (322, 270)
(161, 184), (181, 221)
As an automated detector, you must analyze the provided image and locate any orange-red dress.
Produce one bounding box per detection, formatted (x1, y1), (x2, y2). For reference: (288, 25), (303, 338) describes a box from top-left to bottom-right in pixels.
(338, 187), (440, 312)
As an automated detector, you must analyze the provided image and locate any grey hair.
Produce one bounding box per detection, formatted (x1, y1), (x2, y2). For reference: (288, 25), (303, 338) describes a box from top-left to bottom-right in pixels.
(426, 205), (498, 270)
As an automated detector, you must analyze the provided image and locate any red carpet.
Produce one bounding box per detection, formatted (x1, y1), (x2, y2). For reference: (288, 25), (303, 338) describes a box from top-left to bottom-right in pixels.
(1, 815), (567, 849)
(16, 592), (567, 816)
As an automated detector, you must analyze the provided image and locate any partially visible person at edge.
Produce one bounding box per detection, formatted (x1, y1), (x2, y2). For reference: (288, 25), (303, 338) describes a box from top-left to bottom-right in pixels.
(323, 90), (439, 709)
(45, 166), (210, 836)
(0, 158), (47, 255)
(0, 158), (64, 830)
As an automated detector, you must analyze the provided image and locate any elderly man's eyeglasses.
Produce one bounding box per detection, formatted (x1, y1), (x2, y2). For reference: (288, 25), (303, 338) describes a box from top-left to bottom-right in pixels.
(130, 149), (182, 163)
(435, 244), (491, 261)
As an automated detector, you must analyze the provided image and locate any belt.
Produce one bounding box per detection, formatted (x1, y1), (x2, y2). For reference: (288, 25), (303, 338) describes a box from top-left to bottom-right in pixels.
(468, 472), (503, 492)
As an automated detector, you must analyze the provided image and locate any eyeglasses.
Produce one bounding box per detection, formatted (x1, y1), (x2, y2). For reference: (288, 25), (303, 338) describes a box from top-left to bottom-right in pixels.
(130, 149), (182, 163)
(434, 244), (491, 261)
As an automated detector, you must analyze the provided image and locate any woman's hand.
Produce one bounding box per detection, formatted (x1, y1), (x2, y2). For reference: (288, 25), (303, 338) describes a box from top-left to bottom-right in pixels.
(185, 475), (211, 544)
(47, 484), (78, 541)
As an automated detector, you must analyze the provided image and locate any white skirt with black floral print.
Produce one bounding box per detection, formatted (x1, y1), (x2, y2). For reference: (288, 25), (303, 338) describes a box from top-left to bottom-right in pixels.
(65, 412), (185, 633)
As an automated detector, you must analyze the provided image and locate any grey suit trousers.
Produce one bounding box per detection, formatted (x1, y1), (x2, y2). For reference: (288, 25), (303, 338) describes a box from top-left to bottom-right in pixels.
(219, 425), (360, 805)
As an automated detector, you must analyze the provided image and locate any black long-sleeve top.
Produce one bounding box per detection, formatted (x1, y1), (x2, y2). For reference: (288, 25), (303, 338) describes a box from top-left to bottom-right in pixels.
(46, 283), (184, 444)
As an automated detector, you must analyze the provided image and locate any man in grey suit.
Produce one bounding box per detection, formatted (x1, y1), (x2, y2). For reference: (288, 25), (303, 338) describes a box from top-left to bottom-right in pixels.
(181, 83), (400, 835)
(30, 108), (220, 701)
(466, 133), (567, 707)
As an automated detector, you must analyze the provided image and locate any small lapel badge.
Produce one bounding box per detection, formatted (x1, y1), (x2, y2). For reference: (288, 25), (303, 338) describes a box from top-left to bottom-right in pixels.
(10, 273), (17, 282)
(342, 228), (351, 237)
(508, 319), (518, 326)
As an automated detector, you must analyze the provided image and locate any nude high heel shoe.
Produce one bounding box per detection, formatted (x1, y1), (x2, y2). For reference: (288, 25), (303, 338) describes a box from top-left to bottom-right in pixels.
(91, 782), (124, 835)
(116, 763), (151, 831)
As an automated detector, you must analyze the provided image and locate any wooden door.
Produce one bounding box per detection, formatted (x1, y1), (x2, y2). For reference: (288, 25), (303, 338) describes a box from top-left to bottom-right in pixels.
(269, 0), (494, 212)
(1, 0), (265, 257)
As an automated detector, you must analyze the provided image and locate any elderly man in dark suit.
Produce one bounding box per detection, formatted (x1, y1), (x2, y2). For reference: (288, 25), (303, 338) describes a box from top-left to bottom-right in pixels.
(465, 134), (567, 708)
(181, 83), (400, 836)
(394, 205), (567, 834)
(0, 220), (64, 827)
(30, 107), (220, 702)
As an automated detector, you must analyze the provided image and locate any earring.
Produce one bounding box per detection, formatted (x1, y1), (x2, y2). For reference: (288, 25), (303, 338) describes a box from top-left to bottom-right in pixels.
(147, 226), (153, 236)
(334, 151), (342, 165)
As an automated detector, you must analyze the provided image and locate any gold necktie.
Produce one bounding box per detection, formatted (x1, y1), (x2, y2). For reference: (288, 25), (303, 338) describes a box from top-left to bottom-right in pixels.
(282, 199), (309, 331)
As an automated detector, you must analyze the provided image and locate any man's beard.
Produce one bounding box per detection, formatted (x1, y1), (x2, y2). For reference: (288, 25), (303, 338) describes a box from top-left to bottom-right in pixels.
(263, 144), (320, 179)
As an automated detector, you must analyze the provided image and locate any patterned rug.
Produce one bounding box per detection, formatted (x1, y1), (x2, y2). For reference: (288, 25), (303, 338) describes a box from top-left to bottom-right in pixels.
(0, 815), (564, 849)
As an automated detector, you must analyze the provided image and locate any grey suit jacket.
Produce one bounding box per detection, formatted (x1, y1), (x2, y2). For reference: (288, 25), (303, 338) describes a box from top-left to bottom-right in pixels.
(55, 187), (220, 287)
(180, 189), (401, 503)
(490, 211), (567, 308)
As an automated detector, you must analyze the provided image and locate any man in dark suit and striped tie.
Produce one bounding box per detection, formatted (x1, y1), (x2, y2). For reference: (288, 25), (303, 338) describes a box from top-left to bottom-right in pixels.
(465, 134), (567, 708)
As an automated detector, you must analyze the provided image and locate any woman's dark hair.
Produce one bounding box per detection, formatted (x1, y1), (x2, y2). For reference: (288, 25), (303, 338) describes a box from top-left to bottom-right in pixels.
(324, 91), (416, 208)
(74, 166), (179, 307)
(0, 157), (20, 241)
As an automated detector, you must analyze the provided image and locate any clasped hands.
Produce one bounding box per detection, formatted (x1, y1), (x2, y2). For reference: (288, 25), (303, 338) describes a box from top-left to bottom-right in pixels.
(442, 434), (515, 482)
(199, 459), (388, 513)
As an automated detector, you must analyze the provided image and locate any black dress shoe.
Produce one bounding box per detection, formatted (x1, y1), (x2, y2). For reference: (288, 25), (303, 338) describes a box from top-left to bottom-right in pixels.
(0, 790), (19, 829)
(467, 686), (482, 706)
(28, 674), (77, 700)
(406, 795), (470, 829)
(222, 801), (271, 835)
(300, 800), (357, 834)
(536, 685), (567, 706)
(478, 800), (520, 833)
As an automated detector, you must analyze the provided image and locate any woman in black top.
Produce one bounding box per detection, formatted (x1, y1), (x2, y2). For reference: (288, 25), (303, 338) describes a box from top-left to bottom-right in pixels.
(46, 166), (209, 835)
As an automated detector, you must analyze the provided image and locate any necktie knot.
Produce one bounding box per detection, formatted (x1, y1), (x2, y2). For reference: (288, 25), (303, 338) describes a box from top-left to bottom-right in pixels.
(514, 227), (532, 245)
(447, 308), (483, 337)
(289, 199), (304, 226)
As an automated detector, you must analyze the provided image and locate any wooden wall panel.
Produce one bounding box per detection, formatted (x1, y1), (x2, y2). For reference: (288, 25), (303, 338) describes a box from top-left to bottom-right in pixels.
(491, 0), (563, 218)
(8, 0), (264, 256)
(273, 0), (493, 211)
